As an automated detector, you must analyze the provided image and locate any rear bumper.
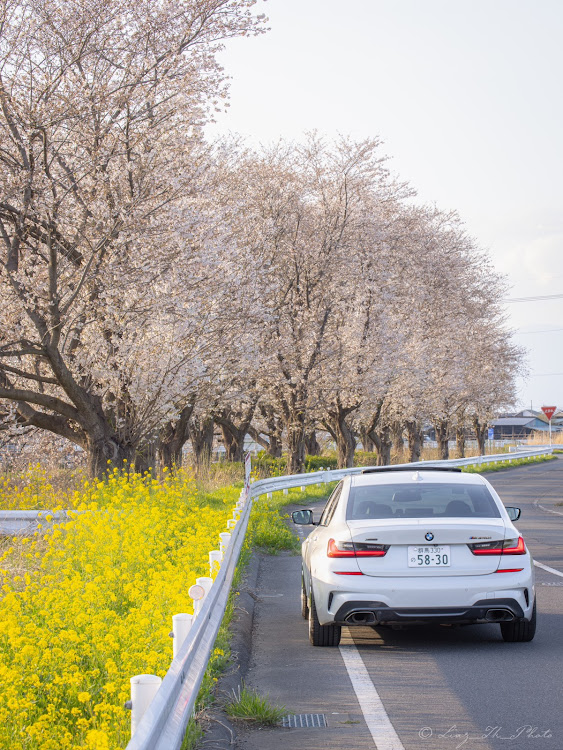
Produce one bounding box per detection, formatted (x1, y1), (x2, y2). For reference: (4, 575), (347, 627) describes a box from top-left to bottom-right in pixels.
(333, 598), (526, 626)
(311, 566), (535, 625)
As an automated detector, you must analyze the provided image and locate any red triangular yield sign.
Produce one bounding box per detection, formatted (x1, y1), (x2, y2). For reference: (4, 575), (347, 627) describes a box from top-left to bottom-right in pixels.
(541, 405), (557, 420)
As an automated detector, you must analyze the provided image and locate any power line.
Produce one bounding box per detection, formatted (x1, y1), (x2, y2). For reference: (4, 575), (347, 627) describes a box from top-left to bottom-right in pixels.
(515, 327), (563, 335)
(503, 293), (563, 303)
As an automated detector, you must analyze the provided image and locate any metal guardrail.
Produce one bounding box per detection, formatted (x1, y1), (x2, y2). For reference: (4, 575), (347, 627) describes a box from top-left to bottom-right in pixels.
(0, 445), (554, 749)
(125, 489), (253, 750)
(0, 509), (74, 535)
(247, 446), (555, 497)
(509, 444), (562, 452)
(0, 448), (553, 536)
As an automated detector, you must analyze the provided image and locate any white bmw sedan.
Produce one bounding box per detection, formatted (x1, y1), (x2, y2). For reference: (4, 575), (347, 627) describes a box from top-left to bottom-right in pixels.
(293, 467), (536, 647)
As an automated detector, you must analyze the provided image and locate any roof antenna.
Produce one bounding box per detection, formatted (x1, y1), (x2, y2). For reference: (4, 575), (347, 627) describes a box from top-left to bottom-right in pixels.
(412, 471), (423, 481)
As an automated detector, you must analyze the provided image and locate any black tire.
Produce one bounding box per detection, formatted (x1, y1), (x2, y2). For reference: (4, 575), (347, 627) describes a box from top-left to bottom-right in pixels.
(500, 600), (536, 642)
(301, 573), (309, 619)
(308, 592), (341, 647)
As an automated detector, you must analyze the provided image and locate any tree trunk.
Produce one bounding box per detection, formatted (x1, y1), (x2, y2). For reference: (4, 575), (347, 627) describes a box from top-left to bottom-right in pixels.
(286, 414), (306, 474)
(456, 426), (466, 458)
(219, 423), (244, 462)
(304, 429), (321, 456)
(267, 430), (283, 458)
(434, 419), (449, 460)
(337, 423), (356, 469)
(392, 423), (404, 453)
(324, 406), (357, 469)
(362, 398), (391, 465)
(218, 417), (249, 461)
(157, 401), (196, 472)
(215, 401), (257, 462)
(251, 405), (284, 457)
(370, 427), (392, 466)
(248, 425), (283, 458)
(2, 370), (135, 479)
(134, 441), (157, 474)
(405, 421), (422, 462)
(473, 415), (488, 456)
(86, 435), (133, 477)
(358, 425), (375, 452)
(188, 416), (214, 468)
(158, 437), (183, 472)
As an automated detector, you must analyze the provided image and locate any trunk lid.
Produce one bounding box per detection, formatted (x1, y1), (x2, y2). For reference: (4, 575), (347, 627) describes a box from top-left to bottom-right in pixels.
(346, 518), (507, 576)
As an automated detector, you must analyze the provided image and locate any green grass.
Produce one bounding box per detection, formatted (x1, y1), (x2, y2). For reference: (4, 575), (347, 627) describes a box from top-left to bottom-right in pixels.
(247, 497), (300, 553)
(225, 685), (286, 726)
(180, 718), (203, 750)
(462, 454), (556, 473)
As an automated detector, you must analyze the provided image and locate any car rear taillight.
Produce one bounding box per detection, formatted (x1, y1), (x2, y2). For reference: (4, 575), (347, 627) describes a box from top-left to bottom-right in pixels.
(496, 568), (524, 573)
(327, 538), (389, 558)
(468, 536), (526, 556)
(334, 571), (365, 575)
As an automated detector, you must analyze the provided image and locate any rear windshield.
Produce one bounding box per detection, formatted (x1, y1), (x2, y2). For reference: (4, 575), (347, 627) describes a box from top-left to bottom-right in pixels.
(347, 483), (501, 520)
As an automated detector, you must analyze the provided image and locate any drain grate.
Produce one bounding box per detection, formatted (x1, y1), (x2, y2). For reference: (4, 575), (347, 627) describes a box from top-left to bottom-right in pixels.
(281, 714), (327, 728)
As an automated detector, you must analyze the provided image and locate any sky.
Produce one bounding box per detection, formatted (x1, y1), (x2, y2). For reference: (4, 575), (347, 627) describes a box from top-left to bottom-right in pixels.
(207, 0), (563, 412)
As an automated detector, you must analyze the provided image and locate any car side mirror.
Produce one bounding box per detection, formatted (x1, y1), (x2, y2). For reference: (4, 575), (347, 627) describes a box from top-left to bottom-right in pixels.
(505, 506), (521, 521)
(292, 509), (315, 525)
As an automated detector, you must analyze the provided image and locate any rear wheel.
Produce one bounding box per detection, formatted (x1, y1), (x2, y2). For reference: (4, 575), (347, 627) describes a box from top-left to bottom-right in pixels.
(308, 592), (341, 647)
(500, 600), (536, 642)
(301, 573), (309, 619)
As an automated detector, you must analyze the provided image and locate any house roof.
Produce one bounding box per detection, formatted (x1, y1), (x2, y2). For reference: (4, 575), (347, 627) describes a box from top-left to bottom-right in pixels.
(514, 409), (543, 419)
(491, 417), (560, 432)
(492, 418), (535, 426)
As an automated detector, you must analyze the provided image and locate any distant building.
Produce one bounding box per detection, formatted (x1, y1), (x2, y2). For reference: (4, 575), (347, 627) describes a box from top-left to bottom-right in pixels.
(490, 416), (561, 440)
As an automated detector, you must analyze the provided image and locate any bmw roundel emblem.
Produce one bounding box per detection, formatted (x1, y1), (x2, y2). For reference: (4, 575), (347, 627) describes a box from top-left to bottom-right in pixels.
(425, 532), (434, 541)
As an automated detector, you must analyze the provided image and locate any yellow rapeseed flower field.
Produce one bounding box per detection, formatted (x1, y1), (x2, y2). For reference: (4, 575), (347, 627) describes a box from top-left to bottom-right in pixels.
(0, 467), (237, 749)
(0, 464), (84, 511)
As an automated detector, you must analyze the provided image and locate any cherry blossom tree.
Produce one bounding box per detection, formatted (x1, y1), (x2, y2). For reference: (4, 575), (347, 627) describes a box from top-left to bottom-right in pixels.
(217, 134), (412, 472)
(0, 0), (265, 475)
(0, 2), (524, 476)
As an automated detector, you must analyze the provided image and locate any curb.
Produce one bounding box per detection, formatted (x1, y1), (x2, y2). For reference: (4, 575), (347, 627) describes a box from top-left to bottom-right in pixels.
(198, 553), (262, 749)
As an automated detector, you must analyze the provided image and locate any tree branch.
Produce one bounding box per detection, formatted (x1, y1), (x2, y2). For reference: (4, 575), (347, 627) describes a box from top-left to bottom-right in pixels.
(0, 385), (81, 423)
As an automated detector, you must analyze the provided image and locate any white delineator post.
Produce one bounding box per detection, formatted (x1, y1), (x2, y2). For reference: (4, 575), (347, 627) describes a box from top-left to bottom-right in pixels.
(244, 451), (252, 497)
(130, 674), (162, 737)
(196, 576), (214, 600)
(219, 532), (231, 558)
(188, 583), (205, 616)
(209, 549), (222, 575)
(171, 613), (193, 659)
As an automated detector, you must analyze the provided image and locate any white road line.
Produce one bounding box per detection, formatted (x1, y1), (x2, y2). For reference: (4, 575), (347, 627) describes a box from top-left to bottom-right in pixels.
(533, 498), (563, 517)
(537, 503), (563, 516)
(535, 560), (563, 578)
(339, 635), (405, 750)
(337, 558), (561, 750)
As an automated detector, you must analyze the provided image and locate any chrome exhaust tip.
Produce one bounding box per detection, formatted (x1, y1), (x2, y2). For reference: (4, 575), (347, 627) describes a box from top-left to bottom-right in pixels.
(345, 611), (377, 625)
(486, 608), (515, 622)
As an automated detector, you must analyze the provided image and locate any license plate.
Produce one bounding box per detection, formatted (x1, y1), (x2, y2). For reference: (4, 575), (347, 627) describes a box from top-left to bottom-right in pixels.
(408, 545), (450, 567)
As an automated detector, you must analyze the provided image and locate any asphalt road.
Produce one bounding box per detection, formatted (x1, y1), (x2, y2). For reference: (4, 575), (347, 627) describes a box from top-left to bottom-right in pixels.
(236, 458), (563, 750)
